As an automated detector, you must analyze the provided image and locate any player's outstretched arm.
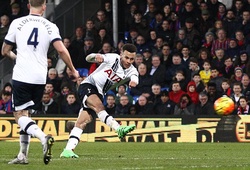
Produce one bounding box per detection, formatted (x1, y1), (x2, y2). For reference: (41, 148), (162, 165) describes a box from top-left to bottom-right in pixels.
(1, 42), (16, 60)
(86, 53), (104, 63)
(53, 40), (79, 78)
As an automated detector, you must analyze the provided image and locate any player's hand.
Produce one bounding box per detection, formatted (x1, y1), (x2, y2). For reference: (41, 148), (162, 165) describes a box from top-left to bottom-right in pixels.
(95, 54), (104, 63)
(72, 69), (80, 79)
(129, 81), (137, 88)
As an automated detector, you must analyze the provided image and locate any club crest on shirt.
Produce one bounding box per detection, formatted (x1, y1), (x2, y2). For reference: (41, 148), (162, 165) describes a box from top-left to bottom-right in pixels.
(104, 69), (122, 83)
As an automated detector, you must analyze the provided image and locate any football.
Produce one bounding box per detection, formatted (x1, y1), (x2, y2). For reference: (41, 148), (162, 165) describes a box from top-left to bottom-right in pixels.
(214, 96), (235, 115)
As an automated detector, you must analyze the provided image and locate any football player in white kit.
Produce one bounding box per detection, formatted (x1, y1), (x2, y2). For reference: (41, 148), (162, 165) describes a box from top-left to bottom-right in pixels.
(1, 0), (79, 165)
(60, 43), (138, 158)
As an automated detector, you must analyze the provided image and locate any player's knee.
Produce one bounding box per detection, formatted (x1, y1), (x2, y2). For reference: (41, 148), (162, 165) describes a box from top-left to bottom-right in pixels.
(75, 118), (92, 130)
(74, 122), (81, 129)
(13, 110), (29, 123)
(79, 122), (88, 130)
(95, 104), (105, 113)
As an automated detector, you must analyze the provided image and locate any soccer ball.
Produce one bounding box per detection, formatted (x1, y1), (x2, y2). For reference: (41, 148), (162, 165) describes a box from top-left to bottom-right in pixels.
(214, 96), (235, 115)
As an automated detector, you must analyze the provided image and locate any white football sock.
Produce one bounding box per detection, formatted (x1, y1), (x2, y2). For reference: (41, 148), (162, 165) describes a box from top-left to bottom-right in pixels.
(97, 110), (120, 130)
(17, 132), (30, 159)
(66, 127), (83, 150)
(18, 116), (46, 144)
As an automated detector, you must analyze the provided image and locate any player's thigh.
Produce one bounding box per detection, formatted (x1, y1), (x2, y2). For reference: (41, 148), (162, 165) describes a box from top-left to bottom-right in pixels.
(78, 83), (103, 110)
(86, 94), (104, 111)
(12, 80), (44, 110)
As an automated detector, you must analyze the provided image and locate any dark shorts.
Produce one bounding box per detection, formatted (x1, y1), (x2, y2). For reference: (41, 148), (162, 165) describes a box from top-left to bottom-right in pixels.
(12, 80), (45, 111)
(78, 83), (103, 118)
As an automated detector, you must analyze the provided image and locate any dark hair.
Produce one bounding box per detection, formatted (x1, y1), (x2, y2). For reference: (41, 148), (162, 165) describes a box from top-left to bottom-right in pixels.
(182, 45), (190, 50)
(129, 105), (137, 115)
(47, 56), (53, 60)
(106, 94), (115, 99)
(222, 78), (230, 84)
(224, 56), (232, 61)
(63, 37), (71, 41)
(117, 84), (128, 92)
(98, 27), (107, 33)
(61, 82), (71, 90)
(242, 9), (250, 13)
(171, 80), (180, 86)
(210, 66), (218, 71)
(189, 57), (198, 63)
(86, 18), (94, 23)
(207, 82), (216, 88)
(66, 92), (76, 98)
(199, 47), (211, 60)
(97, 9), (106, 14)
(178, 94), (192, 106)
(192, 73), (200, 77)
(203, 59), (211, 65)
(239, 96), (248, 102)
(3, 82), (12, 90)
(233, 82), (242, 87)
(226, 9), (234, 14)
(160, 90), (169, 96)
(46, 80), (54, 86)
(122, 43), (137, 53)
(172, 52), (182, 58)
(218, 3), (226, 10)
(1, 90), (11, 96)
(175, 70), (185, 77)
(134, 10), (142, 15)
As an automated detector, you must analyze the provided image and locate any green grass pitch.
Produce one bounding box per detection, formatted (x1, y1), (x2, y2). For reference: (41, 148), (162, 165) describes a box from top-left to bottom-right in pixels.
(1, 141), (250, 170)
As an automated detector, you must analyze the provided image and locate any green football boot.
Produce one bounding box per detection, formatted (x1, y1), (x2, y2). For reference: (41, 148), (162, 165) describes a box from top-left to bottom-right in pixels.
(60, 149), (79, 158)
(116, 125), (136, 139)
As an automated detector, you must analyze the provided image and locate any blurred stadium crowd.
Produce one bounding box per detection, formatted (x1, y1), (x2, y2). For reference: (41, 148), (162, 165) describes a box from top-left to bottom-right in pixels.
(1, 0), (250, 115)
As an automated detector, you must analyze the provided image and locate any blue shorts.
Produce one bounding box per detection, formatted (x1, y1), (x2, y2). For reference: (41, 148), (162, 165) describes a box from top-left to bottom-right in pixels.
(12, 80), (45, 111)
(78, 83), (103, 118)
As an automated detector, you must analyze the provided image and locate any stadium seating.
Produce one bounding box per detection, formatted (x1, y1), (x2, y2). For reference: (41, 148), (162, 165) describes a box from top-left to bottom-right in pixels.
(77, 68), (89, 77)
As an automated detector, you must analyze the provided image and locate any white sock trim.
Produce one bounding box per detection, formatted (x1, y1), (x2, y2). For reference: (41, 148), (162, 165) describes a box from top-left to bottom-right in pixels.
(97, 110), (120, 130)
(65, 127), (83, 150)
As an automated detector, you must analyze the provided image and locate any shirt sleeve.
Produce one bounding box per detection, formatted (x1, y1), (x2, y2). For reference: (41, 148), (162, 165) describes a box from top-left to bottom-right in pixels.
(50, 24), (62, 43)
(4, 20), (16, 44)
(130, 74), (139, 84)
(102, 53), (119, 63)
(129, 68), (139, 84)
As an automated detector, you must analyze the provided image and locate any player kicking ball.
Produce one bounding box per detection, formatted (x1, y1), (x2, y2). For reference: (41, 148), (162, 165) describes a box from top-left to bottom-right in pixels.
(60, 43), (138, 158)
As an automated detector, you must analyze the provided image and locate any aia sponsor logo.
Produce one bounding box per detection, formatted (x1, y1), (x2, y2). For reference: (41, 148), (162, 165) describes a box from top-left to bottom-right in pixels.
(104, 69), (122, 82)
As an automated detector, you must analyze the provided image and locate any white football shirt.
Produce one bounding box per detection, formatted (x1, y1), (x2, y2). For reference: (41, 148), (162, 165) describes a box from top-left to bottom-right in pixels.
(4, 14), (61, 84)
(83, 53), (139, 95)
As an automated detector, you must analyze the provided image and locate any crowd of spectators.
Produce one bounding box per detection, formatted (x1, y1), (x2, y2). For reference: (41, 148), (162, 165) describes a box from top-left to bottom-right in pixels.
(2, 0), (250, 116)
(0, 0), (29, 60)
